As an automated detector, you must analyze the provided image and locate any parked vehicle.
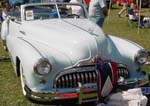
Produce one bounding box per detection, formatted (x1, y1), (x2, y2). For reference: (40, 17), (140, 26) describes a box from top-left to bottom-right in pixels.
(1, 2), (150, 105)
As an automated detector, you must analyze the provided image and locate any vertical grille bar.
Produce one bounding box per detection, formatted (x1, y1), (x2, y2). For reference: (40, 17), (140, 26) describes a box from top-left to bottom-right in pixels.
(85, 73), (88, 83)
(89, 72), (92, 83)
(80, 73), (84, 84)
(69, 74), (73, 88)
(117, 65), (129, 79)
(65, 75), (69, 88)
(76, 73), (80, 85)
(73, 74), (77, 87)
(57, 79), (61, 88)
(93, 72), (96, 82)
(61, 76), (65, 88)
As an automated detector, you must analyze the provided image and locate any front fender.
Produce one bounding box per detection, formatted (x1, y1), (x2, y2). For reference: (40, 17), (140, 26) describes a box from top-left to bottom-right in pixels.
(6, 35), (73, 90)
(6, 35), (43, 89)
(101, 35), (144, 77)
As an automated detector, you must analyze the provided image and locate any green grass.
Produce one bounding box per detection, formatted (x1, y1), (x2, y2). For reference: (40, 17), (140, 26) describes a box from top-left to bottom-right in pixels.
(0, 5), (150, 106)
(0, 41), (43, 106)
(103, 7), (150, 50)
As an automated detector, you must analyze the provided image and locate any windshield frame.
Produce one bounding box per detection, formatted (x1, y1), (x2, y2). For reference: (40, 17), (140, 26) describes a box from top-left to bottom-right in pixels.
(21, 2), (88, 21)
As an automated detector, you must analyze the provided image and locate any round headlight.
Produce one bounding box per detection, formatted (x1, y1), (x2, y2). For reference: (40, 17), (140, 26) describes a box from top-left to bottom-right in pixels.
(135, 50), (147, 65)
(34, 58), (52, 76)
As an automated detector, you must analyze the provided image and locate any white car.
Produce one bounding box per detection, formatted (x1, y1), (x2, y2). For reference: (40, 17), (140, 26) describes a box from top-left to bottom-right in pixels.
(1, 2), (150, 105)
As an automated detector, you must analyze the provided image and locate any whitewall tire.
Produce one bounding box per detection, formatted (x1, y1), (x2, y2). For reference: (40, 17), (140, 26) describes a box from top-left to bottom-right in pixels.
(20, 63), (27, 96)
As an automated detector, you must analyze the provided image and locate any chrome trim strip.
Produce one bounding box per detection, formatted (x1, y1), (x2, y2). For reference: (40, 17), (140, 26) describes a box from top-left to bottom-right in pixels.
(18, 37), (44, 57)
(19, 30), (26, 35)
(55, 65), (96, 81)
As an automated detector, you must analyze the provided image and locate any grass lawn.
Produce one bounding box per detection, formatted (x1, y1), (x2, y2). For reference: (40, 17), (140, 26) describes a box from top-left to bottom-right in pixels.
(103, 6), (150, 50)
(0, 5), (150, 106)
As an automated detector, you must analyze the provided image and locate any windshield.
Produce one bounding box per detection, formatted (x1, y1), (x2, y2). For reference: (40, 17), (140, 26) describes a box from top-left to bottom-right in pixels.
(24, 3), (87, 21)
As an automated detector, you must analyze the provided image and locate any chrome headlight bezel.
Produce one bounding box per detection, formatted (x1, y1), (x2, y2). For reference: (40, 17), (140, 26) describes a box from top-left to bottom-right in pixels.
(135, 49), (147, 65)
(34, 58), (52, 76)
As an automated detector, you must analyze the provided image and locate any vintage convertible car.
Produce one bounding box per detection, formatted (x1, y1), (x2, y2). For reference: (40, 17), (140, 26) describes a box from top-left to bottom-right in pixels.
(1, 2), (150, 105)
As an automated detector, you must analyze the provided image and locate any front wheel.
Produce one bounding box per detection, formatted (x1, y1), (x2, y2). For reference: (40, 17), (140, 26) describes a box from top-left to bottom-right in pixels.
(20, 63), (27, 96)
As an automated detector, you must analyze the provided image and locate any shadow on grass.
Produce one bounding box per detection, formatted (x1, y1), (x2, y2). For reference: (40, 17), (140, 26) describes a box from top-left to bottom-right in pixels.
(0, 56), (10, 62)
(27, 97), (96, 106)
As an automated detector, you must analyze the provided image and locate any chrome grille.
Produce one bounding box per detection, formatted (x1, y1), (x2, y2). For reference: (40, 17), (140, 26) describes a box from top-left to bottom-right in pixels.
(54, 63), (129, 88)
(55, 71), (97, 88)
(117, 64), (129, 79)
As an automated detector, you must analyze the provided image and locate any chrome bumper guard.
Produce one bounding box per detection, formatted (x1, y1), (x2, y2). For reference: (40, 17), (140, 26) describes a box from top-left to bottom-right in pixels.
(77, 83), (97, 104)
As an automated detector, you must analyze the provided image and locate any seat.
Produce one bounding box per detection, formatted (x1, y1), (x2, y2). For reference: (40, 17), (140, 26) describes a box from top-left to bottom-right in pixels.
(128, 8), (139, 27)
(143, 17), (150, 28)
(127, 8), (147, 28)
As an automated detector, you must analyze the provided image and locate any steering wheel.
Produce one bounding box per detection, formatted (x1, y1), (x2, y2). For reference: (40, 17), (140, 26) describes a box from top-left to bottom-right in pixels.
(67, 14), (80, 18)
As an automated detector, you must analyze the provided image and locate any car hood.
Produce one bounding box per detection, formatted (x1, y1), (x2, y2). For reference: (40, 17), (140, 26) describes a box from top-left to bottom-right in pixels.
(20, 19), (106, 66)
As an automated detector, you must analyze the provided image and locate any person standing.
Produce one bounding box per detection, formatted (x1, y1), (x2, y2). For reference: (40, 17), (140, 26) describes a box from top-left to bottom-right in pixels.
(88, 0), (108, 28)
(118, 0), (128, 17)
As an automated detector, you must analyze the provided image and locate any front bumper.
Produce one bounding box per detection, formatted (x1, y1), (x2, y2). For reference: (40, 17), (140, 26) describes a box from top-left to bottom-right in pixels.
(24, 83), (97, 104)
(24, 71), (150, 104)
